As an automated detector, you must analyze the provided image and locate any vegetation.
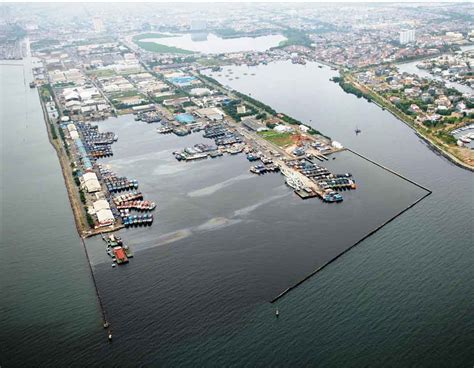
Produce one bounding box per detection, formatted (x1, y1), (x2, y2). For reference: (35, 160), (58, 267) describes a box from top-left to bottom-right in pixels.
(30, 39), (60, 51)
(132, 33), (172, 42)
(79, 190), (86, 204)
(85, 69), (116, 78)
(132, 33), (193, 54)
(39, 84), (53, 102)
(50, 123), (57, 140)
(276, 29), (313, 48)
(434, 130), (457, 145)
(221, 100), (256, 121)
(257, 131), (294, 147)
(196, 57), (226, 67)
(85, 208), (95, 228)
(334, 76), (372, 101)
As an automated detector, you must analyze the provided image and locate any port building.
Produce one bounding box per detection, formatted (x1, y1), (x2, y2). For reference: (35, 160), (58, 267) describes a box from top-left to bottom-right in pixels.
(195, 107), (224, 121)
(82, 172), (101, 193)
(242, 117), (267, 132)
(92, 199), (115, 227)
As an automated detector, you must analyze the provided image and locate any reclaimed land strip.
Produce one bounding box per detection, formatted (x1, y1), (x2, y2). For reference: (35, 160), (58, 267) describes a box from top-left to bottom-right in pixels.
(38, 89), (87, 236)
(271, 151), (432, 303)
(38, 88), (124, 238)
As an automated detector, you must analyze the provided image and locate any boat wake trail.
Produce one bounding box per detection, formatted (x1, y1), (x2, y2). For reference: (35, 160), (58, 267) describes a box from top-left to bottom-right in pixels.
(233, 191), (288, 218)
(194, 216), (242, 232)
(187, 173), (253, 197)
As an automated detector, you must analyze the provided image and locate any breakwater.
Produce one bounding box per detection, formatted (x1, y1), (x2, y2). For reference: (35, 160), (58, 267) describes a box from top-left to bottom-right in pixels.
(271, 150), (432, 303)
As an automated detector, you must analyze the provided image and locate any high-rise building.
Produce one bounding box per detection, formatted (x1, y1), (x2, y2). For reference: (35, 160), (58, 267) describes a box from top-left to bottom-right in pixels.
(399, 30), (416, 45)
(190, 20), (207, 32)
(93, 17), (104, 33)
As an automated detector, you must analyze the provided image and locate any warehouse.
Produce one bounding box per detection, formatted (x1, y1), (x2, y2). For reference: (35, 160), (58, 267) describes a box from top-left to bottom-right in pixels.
(92, 199), (114, 227)
(82, 172), (101, 193)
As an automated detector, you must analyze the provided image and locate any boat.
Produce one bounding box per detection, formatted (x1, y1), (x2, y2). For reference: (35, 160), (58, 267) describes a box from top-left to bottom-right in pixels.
(113, 246), (129, 264)
(323, 189), (343, 203)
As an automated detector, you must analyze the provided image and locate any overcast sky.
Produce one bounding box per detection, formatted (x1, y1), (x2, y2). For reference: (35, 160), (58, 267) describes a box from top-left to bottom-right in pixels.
(5, 0), (471, 3)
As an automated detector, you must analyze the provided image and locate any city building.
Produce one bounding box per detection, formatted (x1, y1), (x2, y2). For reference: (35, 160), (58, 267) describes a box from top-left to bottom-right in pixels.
(400, 30), (416, 45)
(92, 17), (104, 33)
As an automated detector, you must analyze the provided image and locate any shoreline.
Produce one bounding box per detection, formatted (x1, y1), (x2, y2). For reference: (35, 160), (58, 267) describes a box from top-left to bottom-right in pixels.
(37, 82), (125, 238)
(343, 75), (474, 172)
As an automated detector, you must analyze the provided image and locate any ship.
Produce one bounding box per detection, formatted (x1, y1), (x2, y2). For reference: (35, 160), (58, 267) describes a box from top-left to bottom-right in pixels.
(281, 167), (304, 190)
(102, 234), (131, 264)
(113, 246), (129, 264)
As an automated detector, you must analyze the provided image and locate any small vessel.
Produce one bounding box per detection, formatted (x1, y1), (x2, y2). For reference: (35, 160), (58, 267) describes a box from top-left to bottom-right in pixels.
(275, 308), (279, 318)
(355, 127), (361, 135)
(108, 332), (112, 341)
(111, 263), (116, 268)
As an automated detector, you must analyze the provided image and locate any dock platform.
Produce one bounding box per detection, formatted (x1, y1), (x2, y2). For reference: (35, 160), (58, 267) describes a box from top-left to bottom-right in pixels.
(294, 189), (320, 199)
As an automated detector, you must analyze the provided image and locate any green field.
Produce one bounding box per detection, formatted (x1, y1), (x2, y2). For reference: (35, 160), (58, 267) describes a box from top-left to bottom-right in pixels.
(132, 33), (172, 42)
(257, 131), (294, 147)
(86, 69), (116, 78)
(132, 33), (193, 55)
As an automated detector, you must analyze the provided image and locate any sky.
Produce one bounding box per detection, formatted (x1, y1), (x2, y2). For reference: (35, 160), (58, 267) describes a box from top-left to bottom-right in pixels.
(2, 0), (470, 3)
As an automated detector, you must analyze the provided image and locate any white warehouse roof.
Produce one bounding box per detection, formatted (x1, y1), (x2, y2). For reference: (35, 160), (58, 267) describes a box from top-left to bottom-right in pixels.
(82, 172), (101, 193)
(93, 199), (110, 212)
(96, 209), (115, 226)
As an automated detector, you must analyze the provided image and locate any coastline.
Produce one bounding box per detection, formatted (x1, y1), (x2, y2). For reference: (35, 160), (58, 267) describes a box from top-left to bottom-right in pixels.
(37, 84), (125, 238)
(343, 75), (474, 172)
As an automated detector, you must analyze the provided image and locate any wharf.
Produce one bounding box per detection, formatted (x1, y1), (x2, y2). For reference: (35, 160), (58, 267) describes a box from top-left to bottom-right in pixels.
(294, 189), (320, 199)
